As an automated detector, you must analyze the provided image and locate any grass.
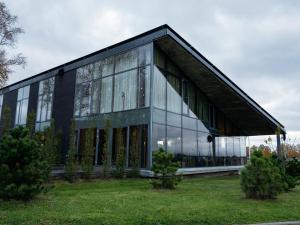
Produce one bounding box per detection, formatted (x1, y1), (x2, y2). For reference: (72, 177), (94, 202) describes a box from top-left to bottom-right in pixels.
(0, 176), (300, 225)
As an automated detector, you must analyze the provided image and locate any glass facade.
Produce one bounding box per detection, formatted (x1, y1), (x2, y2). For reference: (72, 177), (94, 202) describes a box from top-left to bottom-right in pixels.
(0, 39), (251, 171)
(15, 85), (30, 126)
(74, 44), (151, 117)
(36, 77), (55, 131)
(152, 46), (247, 168)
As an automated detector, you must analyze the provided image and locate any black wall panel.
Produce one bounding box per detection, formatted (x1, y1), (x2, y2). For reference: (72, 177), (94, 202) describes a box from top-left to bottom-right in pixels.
(0, 89), (17, 134)
(52, 70), (76, 161)
(28, 82), (39, 115)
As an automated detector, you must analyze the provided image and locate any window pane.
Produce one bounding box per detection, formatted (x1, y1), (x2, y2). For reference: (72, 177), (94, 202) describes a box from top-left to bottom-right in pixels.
(138, 66), (150, 108)
(91, 79), (101, 114)
(15, 102), (20, 124)
(40, 96), (47, 121)
(76, 66), (92, 84)
(167, 74), (181, 114)
(167, 112), (181, 127)
(198, 132), (212, 157)
(74, 84), (81, 116)
(20, 99), (28, 125)
(182, 129), (197, 167)
(198, 132), (213, 166)
(167, 126), (182, 163)
(152, 123), (166, 151)
(138, 44), (151, 67)
(92, 62), (101, 80)
(188, 84), (196, 117)
(226, 137), (234, 157)
(182, 80), (188, 115)
(153, 66), (166, 110)
(17, 88), (23, 100)
(153, 108), (166, 124)
(46, 100), (52, 120)
(113, 70), (137, 111)
(112, 127), (127, 166)
(81, 96), (90, 116)
(100, 76), (112, 113)
(80, 82), (91, 116)
(115, 49), (138, 73)
(182, 116), (197, 130)
(101, 57), (114, 77)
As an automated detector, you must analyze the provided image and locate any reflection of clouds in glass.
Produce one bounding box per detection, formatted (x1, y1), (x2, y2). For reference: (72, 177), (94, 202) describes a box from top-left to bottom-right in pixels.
(15, 86), (30, 126)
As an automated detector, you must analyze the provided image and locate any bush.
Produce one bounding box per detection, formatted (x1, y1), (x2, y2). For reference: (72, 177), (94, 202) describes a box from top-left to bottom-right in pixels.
(270, 153), (297, 191)
(113, 128), (126, 179)
(127, 127), (140, 178)
(102, 120), (111, 178)
(81, 127), (95, 179)
(285, 157), (300, 178)
(0, 126), (50, 200)
(240, 150), (284, 199)
(150, 148), (182, 189)
(64, 119), (78, 182)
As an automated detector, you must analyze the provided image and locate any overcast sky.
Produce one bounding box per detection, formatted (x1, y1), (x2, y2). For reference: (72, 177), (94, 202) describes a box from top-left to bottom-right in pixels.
(4, 0), (300, 146)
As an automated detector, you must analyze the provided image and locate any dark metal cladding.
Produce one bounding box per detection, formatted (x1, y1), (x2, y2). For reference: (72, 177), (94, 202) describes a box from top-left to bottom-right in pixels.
(0, 89), (17, 133)
(52, 69), (76, 162)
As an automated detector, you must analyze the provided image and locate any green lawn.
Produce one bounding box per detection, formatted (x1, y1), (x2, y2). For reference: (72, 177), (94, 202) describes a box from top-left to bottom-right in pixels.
(0, 176), (300, 225)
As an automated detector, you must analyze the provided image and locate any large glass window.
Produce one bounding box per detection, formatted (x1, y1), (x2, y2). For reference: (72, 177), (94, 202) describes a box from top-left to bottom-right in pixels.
(182, 129), (197, 167)
(115, 49), (138, 73)
(153, 66), (166, 110)
(138, 66), (150, 108)
(167, 126), (182, 162)
(138, 45), (151, 67)
(100, 76), (112, 113)
(128, 125), (148, 168)
(113, 69), (137, 111)
(36, 77), (55, 131)
(101, 57), (114, 77)
(74, 45), (150, 117)
(74, 64), (94, 117)
(0, 94), (3, 120)
(167, 74), (181, 114)
(198, 132), (213, 166)
(152, 123), (166, 151)
(15, 85), (30, 126)
(112, 127), (127, 166)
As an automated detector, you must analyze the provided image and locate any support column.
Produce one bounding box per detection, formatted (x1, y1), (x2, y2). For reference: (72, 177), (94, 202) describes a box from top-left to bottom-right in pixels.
(276, 132), (281, 159)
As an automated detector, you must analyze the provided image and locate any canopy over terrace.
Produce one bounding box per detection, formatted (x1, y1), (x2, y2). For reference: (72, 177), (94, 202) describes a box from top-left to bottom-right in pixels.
(154, 25), (285, 137)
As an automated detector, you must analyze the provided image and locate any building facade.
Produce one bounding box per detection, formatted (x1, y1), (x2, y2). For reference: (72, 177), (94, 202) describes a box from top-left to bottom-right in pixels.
(0, 25), (285, 171)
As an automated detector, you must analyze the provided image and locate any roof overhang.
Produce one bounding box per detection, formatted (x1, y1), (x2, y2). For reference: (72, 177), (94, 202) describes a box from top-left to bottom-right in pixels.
(155, 27), (285, 136)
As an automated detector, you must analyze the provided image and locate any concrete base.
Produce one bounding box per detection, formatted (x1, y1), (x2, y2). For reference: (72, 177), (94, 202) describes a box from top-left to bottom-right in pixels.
(52, 165), (244, 178)
(140, 165), (244, 177)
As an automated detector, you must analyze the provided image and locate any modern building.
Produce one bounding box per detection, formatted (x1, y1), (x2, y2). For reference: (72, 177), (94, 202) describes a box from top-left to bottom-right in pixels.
(0, 25), (285, 173)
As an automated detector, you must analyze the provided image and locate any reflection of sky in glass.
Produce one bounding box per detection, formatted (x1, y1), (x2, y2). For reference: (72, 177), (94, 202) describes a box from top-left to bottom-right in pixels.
(15, 86), (30, 125)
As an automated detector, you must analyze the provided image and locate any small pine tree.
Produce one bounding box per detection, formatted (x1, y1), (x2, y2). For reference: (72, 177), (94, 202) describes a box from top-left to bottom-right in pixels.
(150, 148), (182, 189)
(81, 126), (95, 179)
(42, 119), (60, 167)
(0, 126), (50, 200)
(128, 128), (140, 177)
(114, 128), (126, 178)
(240, 150), (284, 199)
(26, 111), (36, 138)
(102, 120), (111, 178)
(64, 119), (78, 182)
(2, 106), (11, 134)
